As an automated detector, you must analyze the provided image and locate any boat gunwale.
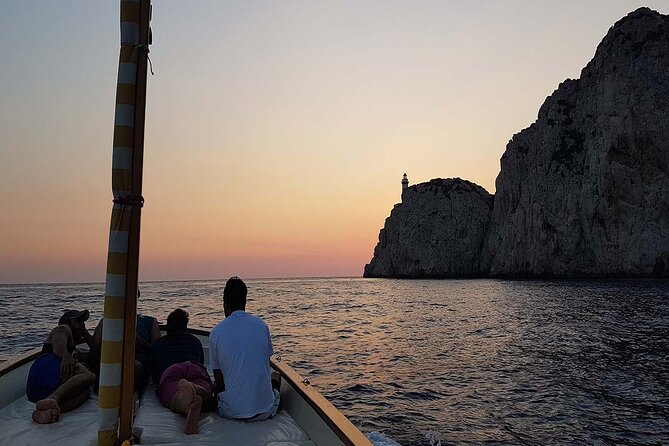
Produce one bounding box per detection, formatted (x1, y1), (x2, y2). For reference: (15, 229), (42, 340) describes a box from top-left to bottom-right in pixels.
(0, 348), (42, 379)
(270, 355), (371, 446)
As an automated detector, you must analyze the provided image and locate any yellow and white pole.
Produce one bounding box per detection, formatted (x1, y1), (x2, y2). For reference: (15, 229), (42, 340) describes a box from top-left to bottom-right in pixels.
(98, 1), (151, 444)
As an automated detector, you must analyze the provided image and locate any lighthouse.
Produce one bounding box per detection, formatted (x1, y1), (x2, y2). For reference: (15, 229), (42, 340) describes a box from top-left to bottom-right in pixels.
(401, 173), (409, 201)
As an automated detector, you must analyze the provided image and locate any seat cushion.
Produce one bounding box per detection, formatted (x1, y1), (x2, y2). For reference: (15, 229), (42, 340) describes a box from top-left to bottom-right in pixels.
(135, 385), (316, 446)
(0, 394), (99, 446)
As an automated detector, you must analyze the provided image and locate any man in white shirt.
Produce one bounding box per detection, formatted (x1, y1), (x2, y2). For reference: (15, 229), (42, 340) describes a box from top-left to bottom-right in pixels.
(209, 276), (280, 420)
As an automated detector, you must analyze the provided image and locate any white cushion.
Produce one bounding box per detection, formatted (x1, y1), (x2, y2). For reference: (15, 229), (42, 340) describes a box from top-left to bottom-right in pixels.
(136, 385), (315, 446)
(0, 386), (315, 446)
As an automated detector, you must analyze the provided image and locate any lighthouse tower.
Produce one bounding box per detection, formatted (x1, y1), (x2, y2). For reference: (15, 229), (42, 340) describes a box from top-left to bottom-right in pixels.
(401, 173), (409, 201)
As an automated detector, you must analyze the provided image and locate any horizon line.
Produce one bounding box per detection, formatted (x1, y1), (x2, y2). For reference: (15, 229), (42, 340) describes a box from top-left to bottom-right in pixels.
(0, 275), (365, 287)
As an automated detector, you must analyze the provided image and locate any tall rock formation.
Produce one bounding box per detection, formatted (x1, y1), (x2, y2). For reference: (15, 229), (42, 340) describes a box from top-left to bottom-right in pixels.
(365, 8), (669, 278)
(364, 179), (493, 278)
(482, 7), (669, 276)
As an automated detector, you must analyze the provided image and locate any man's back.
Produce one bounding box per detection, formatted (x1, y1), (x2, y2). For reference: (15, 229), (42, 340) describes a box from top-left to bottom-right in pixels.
(209, 310), (274, 419)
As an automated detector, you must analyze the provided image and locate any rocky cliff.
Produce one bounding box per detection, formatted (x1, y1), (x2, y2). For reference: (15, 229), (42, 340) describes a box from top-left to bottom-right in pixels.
(365, 8), (669, 278)
(364, 179), (493, 278)
(482, 7), (669, 277)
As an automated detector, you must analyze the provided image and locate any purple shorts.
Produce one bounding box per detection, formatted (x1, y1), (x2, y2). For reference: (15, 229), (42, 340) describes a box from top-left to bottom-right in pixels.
(157, 361), (213, 407)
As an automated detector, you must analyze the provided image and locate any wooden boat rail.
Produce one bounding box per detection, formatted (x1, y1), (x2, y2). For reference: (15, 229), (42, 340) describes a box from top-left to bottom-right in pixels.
(0, 348), (42, 378)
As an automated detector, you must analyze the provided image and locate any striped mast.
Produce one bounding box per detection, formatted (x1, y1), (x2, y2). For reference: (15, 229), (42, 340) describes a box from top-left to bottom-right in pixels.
(98, 0), (152, 444)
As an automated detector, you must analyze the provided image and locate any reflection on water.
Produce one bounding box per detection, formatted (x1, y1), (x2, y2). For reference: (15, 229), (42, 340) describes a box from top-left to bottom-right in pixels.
(1, 278), (668, 445)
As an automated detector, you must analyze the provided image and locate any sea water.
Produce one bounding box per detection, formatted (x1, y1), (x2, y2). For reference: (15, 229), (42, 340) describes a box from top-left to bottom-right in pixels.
(0, 278), (667, 445)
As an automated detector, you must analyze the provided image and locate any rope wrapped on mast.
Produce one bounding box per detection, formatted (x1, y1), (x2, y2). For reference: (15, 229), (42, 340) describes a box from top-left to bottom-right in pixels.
(98, 0), (151, 444)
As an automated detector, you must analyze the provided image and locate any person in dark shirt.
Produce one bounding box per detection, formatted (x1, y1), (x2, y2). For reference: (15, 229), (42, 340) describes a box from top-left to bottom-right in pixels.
(91, 313), (160, 393)
(150, 308), (215, 435)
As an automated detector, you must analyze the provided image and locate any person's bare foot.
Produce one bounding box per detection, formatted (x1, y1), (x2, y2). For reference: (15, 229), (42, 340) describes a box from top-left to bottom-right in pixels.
(185, 395), (203, 434)
(176, 379), (201, 434)
(32, 398), (60, 424)
(36, 398), (58, 411)
(32, 408), (59, 424)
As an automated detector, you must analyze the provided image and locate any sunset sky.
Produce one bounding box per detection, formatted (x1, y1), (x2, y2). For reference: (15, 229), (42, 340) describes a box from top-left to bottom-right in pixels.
(1, 1), (667, 283)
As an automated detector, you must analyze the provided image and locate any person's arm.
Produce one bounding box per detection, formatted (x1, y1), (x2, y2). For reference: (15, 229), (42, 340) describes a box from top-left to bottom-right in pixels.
(73, 322), (95, 365)
(135, 333), (152, 350)
(50, 325), (76, 381)
(92, 319), (104, 350)
(266, 324), (274, 361)
(268, 331), (274, 357)
(198, 342), (204, 365)
(213, 369), (225, 395)
(150, 318), (161, 342)
(78, 322), (95, 348)
(150, 342), (159, 384)
(209, 333), (224, 394)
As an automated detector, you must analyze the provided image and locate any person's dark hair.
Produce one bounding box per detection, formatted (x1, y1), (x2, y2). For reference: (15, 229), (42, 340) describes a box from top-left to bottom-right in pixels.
(166, 308), (189, 335)
(224, 276), (247, 313)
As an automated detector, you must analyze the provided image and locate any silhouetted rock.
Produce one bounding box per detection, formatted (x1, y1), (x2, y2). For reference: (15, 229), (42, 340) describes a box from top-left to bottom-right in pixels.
(482, 7), (669, 277)
(364, 179), (493, 278)
(365, 8), (669, 278)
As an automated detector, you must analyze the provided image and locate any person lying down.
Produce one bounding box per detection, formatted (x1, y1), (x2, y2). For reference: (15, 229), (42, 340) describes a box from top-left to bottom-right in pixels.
(150, 308), (215, 434)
